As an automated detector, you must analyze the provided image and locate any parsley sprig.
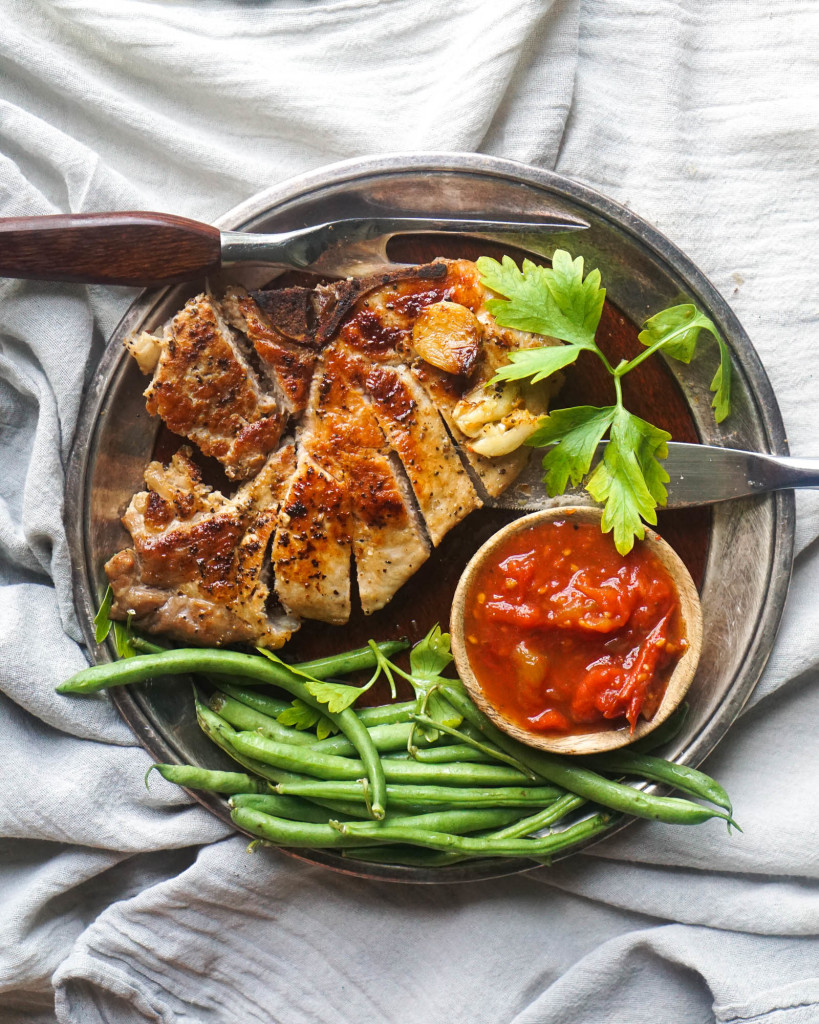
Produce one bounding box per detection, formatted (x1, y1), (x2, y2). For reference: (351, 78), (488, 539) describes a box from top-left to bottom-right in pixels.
(477, 250), (732, 553)
(272, 625), (463, 739)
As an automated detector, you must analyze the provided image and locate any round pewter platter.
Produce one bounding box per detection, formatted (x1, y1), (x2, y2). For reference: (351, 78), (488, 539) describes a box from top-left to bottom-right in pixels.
(66, 154), (794, 883)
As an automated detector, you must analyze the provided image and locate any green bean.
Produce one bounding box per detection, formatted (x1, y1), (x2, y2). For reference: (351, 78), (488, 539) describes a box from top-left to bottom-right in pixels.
(233, 808), (385, 849)
(210, 681), (291, 718)
(57, 649), (387, 819)
(229, 792), (361, 823)
(409, 744), (498, 765)
(149, 763), (268, 795)
(220, 684), (416, 728)
(231, 731), (536, 787)
(232, 805), (522, 849)
(344, 798), (592, 866)
(410, 714), (537, 779)
(276, 780), (563, 809)
(310, 722), (447, 757)
(291, 640), (408, 679)
(195, 706), (375, 818)
(438, 684), (737, 827)
(210, 698), (424, 757)
(583, 750), (733, 813)
(195, 703), (307, 786)
(334, 811), (614, 859)
(356, 702), (418, 727)
(209, 691), (315, 746)
(488, 795), (587, 840)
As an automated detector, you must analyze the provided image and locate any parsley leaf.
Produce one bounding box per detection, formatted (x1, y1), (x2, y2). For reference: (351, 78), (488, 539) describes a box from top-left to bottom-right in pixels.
(586, 408), (670, 554)
(710, 334), (732, 424)
(490, 344), (584, 385)
(277, 699), (339, 739)
(526, 406), (617, 495)
(638, 303), (710, 363)
(396, 626), (462, 740)
(638, 303), (732, 423)
(93, 585), (114, 644)
(112, 618), (136, 659)
(477, 250), (605, 348)
(409, 624), (453, 681)
(258, 646), (379, 716)
(304, 679), (368, 714)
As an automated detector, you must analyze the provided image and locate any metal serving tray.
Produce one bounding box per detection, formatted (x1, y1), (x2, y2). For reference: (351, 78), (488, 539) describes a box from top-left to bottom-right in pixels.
(65, 154), (793, 883)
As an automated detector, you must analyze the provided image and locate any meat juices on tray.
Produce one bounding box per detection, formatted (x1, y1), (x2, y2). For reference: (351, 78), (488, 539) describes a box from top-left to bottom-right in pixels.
(107, 260), (560, 647)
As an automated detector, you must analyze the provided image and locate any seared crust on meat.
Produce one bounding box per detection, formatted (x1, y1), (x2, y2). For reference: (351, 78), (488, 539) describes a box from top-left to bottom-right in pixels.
(302, 343), (429, 614)
(104, 447), (297, 648)
(271, 449), (352, 625)
(361, 358), (481, 545)
(116, 258), (559, 643)
(143, 294), (285, 480)
(222, 288), (317, 415)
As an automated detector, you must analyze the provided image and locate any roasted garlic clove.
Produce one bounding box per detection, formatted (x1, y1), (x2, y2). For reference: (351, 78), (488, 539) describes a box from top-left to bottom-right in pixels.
(452, 381), (519, 437)
(411, 301), (481, 376)
(468, 408), (542, 457)
(125, 329), (163, 374)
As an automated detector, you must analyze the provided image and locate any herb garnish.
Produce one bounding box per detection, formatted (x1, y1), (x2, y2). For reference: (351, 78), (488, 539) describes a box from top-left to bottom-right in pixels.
(284, 625), (463, 739)
(477, 250), (732, 553)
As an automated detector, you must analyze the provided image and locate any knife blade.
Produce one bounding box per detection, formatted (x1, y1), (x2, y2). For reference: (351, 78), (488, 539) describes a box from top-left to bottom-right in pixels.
(488, 442), (819, 511)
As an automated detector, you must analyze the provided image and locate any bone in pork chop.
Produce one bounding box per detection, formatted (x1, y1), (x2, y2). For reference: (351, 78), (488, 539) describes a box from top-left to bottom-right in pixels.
(112, 259), (559, 646)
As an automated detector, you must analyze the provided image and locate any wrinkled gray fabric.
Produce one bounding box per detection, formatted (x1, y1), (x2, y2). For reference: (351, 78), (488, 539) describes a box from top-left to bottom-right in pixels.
(1, 1), (818, 1022)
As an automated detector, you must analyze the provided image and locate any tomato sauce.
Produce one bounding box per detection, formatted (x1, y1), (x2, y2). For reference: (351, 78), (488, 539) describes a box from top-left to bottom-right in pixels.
(463, 517), (687, 736)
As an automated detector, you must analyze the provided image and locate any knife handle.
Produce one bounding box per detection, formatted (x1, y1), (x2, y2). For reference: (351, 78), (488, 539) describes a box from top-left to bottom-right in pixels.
(0, 212), (222, 287)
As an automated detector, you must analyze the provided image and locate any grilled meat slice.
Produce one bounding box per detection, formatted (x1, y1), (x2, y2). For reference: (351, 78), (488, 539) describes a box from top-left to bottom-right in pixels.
(361, 358), (482, 546)
(303, 343), (429, 614)
(271, 449), (353, 625)
(104, 448), (298, 648)
(222, 287), (317, 415)
(141, 294), (285, 480)
(234, 440), (298, 510)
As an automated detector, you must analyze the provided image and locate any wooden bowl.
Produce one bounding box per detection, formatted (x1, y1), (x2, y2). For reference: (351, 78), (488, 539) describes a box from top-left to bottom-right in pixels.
(450, 506), (703, 756)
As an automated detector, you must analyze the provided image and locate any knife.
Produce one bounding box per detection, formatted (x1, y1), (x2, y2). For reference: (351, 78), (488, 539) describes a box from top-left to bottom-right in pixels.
(0, 210), (588, 286)
(489, 442), (819, 511)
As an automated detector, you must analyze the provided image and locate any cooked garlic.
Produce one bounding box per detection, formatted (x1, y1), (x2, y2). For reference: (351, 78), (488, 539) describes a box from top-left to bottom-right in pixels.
(452, 381), (519, 437)
(468, 408), (542, 457)
(125, 329), (163, 374)
(411, 301), (481, 376)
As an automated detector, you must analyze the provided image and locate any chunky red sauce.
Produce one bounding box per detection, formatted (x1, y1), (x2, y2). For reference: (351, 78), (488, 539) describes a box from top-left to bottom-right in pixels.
(463, 518), (687, 736)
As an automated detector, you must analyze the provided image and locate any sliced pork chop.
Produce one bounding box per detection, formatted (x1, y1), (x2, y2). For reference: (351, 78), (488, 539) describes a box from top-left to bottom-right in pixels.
(138, 294), (285, 480)
(302, 343), (430, 614)
(270, 448), (353, 625)
(359, 357), (482, 546)
(113, 259), (561, 642)
(222, 287), (317, 416)
(104, 448), (298, 648)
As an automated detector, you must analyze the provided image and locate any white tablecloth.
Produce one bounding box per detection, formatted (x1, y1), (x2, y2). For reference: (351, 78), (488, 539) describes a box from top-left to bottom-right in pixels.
(2, 1), (818, 1021)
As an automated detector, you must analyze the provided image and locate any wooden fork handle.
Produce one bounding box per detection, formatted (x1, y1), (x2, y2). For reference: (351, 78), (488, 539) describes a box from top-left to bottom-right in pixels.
(0, 211), (222, 286)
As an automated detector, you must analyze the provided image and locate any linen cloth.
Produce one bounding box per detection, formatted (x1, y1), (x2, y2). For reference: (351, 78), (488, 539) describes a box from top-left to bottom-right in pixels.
(1, 1), (818, 1021)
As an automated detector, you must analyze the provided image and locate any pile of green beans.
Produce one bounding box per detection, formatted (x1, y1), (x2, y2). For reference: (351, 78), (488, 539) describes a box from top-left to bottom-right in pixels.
(59, 642), (737, 869)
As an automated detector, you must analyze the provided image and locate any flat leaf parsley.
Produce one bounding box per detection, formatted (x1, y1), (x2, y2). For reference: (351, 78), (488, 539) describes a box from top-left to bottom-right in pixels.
(476, 251), (732, 553)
